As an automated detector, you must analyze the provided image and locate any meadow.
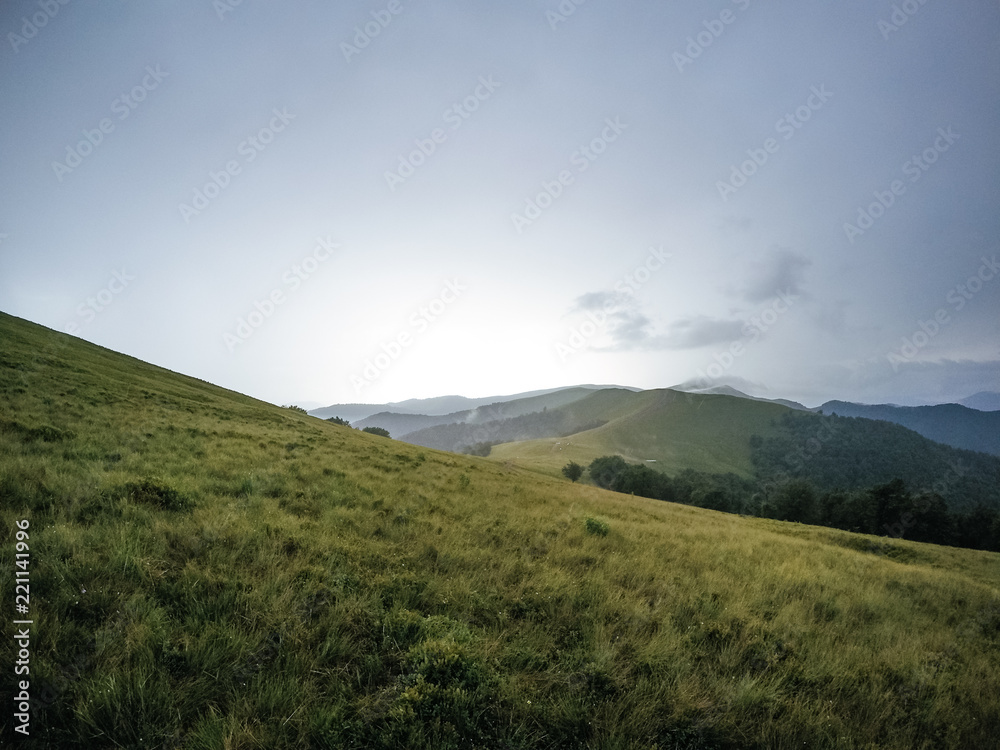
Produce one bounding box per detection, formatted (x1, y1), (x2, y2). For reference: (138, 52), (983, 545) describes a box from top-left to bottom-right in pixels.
(1, 312), (999, 749)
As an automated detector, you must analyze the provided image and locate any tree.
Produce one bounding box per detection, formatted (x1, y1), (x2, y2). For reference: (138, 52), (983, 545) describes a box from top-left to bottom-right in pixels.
(463, 442), (493, 457)
(326, 416), (350, 426)
(588, 456), (628, 489)
(362, 426), (390, 438)
(562, 461), (584, 482)
(773, 480), (818, 524)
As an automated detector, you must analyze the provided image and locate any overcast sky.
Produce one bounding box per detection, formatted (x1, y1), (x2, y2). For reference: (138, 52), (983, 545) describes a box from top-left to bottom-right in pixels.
(2, 0), (998, 409)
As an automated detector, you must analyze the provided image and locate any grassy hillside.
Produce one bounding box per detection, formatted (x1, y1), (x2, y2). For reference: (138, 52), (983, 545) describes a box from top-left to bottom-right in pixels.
(490, 390), (789, 478)
(2, 311), (1000, 749)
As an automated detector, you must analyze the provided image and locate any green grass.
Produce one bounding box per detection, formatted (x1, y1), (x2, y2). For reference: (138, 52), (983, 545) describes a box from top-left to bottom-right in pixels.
(490, 389), (788, 479)
(2, 310), (1000, 749)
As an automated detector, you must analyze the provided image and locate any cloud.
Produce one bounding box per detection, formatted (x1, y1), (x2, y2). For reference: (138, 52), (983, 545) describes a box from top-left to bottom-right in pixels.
(652, 316), (747, 350)
(566, 289), (746, 352)
(569, 292), (654, 350)
(739, 248), (812, 304)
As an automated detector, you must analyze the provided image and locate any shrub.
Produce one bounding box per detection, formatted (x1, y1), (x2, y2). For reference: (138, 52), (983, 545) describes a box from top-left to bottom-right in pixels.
(362, 426), (391, 438)
(119, 480), (193, 512)
(584, 517), (609, 536)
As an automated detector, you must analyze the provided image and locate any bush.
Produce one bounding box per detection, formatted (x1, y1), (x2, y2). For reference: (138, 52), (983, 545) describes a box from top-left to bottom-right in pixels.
(119, 480), (193, 512)
(584, 517), (609, 536)
(362, 426), (391, 438)
(326, 416), (351, 426)
(282, 404), (308, 414)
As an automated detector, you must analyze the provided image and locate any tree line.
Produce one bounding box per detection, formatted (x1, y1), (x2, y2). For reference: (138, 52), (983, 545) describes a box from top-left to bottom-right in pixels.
(578, 455), (1000, 553)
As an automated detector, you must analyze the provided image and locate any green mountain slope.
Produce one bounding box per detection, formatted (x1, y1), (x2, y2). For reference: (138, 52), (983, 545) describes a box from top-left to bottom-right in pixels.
(2, 311), (1000, 749)
(488, 389), (793, 478)
(751, 411), (1000, 514)
(819, 400), (1000, 456)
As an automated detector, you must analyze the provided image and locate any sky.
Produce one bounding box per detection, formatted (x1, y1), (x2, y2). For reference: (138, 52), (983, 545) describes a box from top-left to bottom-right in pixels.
(1, 0), (998, 410)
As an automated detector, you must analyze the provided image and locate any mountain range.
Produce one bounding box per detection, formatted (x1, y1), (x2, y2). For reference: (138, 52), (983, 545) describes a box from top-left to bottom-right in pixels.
(314, 385), (1000, 462)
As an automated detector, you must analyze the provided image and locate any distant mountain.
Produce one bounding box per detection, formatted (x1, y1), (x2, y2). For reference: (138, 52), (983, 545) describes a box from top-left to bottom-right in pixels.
(420, 388), (793, 477)
(394, 386), (1000, 513)
(819, 400), (1000, 457)
(959, 391), (1000, 412)
(309, 384), (636, 423)
(352, 387), (609, 437)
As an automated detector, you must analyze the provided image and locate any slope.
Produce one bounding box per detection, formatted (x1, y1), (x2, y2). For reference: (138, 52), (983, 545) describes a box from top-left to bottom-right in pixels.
(488, 389), (792, 478)
(820, 400), (1000, 456)
(1, 311), (999, 749)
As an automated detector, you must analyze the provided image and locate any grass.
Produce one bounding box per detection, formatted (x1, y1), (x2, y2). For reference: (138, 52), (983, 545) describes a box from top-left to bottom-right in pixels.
(1, 310), (999, 748)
